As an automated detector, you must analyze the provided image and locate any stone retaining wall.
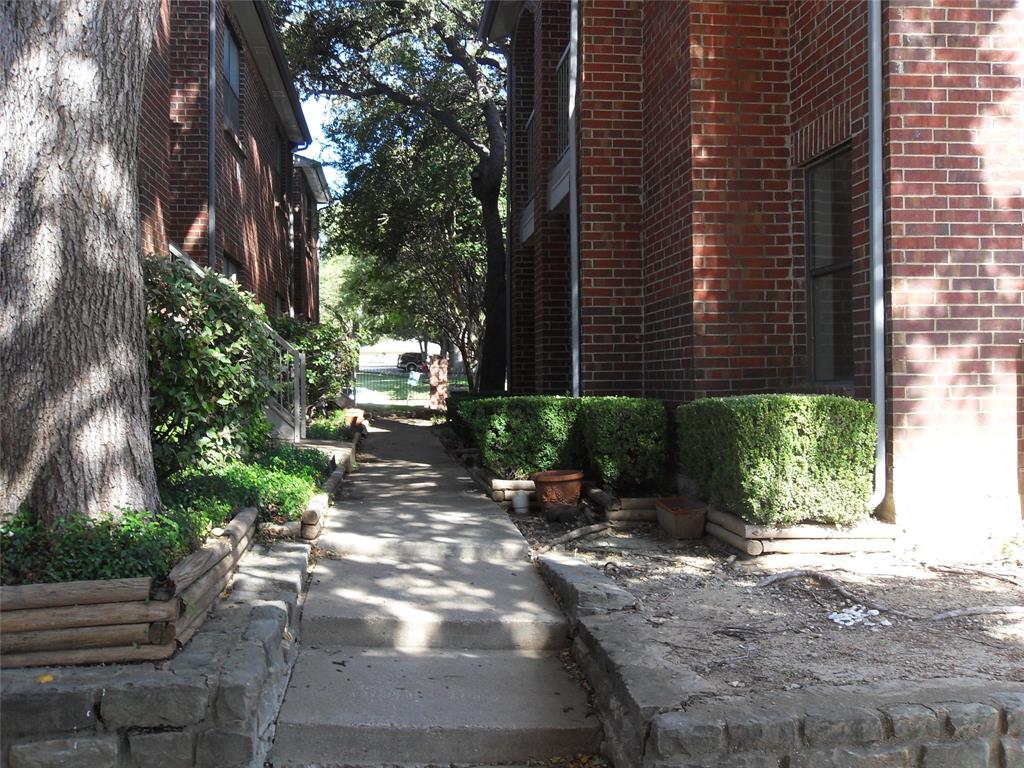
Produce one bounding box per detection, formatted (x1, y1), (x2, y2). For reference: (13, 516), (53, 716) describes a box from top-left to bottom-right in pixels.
(537, 553), (1024, 768)
(1, 540), (311, 768)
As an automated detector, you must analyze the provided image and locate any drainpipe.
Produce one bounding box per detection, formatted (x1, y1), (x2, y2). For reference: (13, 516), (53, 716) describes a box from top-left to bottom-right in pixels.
(568, 0), (581, 396)
(867, 0), (887, 511)
(207, 0), (218, 270)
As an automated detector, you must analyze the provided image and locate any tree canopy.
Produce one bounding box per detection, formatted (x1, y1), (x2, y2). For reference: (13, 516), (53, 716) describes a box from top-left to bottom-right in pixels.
(279, 0), (508, 391)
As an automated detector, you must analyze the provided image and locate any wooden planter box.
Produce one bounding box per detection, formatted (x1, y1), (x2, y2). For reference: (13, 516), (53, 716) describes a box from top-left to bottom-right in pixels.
(0, 506), (258, 668)
(704, 507), (898, 556)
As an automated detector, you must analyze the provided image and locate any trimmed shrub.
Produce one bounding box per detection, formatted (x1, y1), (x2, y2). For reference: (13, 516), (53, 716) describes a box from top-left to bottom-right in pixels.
(162, 462), (317, 523)
(446, 391), (495, 439)
(459, 396), (584, 479)
(307, 411), (356, 441)
(677, 394), (875, 527)
(580, 397), (668, 495)
(273, 317), (358, 413)
(145, 255), (277, 478)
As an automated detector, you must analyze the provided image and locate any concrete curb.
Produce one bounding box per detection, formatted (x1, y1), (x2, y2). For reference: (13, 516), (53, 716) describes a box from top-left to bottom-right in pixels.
(533, 552), (1024, 768)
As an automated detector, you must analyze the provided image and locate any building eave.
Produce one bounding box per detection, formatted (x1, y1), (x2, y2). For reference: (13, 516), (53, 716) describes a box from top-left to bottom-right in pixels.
(479, 0), (523, 41)
(234, 1), (312, 145)
(294, 155), (331, 204)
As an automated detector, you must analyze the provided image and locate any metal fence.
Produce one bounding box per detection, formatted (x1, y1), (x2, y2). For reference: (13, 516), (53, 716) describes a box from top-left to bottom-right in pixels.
(353, 365), (470, 405)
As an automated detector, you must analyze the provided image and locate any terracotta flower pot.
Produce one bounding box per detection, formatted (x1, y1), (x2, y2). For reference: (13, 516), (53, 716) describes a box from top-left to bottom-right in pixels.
(531, 470), (584, 509)
(656, 496), (706, 539)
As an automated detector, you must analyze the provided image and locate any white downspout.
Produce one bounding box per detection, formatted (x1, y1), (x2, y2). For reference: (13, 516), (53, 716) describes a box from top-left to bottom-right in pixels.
(868, 0), (887, 511)
(568, 0), (581, 396)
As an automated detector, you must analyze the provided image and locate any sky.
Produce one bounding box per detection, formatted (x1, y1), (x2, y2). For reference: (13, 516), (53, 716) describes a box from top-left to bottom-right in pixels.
(302, 96), (344, 194)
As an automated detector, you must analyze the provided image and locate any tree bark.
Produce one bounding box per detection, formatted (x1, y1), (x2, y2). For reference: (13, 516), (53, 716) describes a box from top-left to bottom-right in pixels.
(0, 0), (162, 524)
(473, 156), (507, 393)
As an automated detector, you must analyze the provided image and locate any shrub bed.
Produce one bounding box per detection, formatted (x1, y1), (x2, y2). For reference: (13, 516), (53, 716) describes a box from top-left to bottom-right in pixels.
(273, 317), (358, 413)
(307, 411), (357, 441)
(1, 446), (330, 585)
(580, 397), (668, 495)
(458, 396), (584, 479)
(677, 394), (875, 528)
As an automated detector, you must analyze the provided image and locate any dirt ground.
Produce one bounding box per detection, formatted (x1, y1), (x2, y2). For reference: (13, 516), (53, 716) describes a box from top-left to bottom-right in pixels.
(511, 513), (1024, 693)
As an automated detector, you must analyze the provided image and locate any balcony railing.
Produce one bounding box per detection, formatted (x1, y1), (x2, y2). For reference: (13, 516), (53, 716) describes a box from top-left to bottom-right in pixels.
(556, 44), (570, 159)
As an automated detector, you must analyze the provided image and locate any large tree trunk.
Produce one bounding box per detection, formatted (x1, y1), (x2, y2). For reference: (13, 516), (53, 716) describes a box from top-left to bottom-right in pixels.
(473, 157), (507, 393)
(0, 0), (162, 524)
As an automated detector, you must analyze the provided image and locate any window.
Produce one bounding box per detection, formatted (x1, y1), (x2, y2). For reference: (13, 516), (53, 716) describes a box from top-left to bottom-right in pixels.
(221, 253), (241, 282)
(223, 27), (241, 134)
(806, 148), (853, 383)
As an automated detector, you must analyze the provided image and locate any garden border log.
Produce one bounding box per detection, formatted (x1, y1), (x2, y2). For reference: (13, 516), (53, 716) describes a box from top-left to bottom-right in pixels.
(1, 600), (180, 634)
(760, 537), (896, 555)
(0, 578), (153, 612)
(0, 642), (177, 669)
(706, 508), (897, 541)
(0, 623), (152, 654)
(705, 522), (763, 556)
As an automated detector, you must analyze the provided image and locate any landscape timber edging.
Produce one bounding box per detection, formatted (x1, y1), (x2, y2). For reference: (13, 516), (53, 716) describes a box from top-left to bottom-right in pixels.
(0, 537), (313, 768)
(535, 551), (1024, 768)
(0, 506), (259, 668)
(258, 433), (360, 542)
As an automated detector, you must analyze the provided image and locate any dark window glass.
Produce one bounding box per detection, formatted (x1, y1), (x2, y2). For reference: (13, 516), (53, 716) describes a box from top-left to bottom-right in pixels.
(806, 149), (853, 382)
(223, 28), (241, 133)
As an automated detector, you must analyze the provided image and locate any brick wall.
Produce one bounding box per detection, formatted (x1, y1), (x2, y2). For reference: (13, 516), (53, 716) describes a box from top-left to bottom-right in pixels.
(641, 0), (693, 403)
(687, 1), (794, 397)
(508, 5), (536, 393)
(533, 0), (573, 394)
(139, 0), (172, 257)
(578, 0), (644, 396)
(290, 169), (320, 322)
(884, 0), (1023, 533)
(138, 0), (307, 319)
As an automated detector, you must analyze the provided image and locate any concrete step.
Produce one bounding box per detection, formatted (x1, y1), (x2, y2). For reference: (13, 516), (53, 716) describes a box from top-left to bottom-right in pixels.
(302, 556), (570, 650)
(269, 647), (601, 767)
(319, 504), (531, 564)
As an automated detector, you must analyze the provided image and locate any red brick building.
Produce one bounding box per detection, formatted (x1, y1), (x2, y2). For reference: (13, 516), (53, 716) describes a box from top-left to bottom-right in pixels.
(483, 0), (1023, 540)
(138, 0), (328, 320)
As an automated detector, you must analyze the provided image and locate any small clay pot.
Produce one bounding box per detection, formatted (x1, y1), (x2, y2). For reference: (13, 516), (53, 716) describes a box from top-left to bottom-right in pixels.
(531, 470), (584, 509)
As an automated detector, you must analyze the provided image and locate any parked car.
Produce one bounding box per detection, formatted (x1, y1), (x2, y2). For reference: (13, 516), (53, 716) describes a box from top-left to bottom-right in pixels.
(398, 351), (427, 373)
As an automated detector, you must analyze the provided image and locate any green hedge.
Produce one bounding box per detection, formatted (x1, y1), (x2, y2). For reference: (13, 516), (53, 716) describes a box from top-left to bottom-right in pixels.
(446, 391), (495, 439)
(580, 398), (667, 495)
(145, 256), (277, 479)
(458, 396), (584, 479)
(677, 394), (875, 527)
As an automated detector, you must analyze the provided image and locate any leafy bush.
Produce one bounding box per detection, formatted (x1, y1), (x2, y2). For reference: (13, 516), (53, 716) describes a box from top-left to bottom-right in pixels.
(145, 256), (277, 478)
(580, 398), (667, 495)
(273, 317), (358, 413)
(677, 394), (875, 527)
(459, 396), (584, 479)
(0, 507), (202, 585)
(162, 462), (317, 523)
(253, 444), (332, 484)
(307, 411), (356, 441)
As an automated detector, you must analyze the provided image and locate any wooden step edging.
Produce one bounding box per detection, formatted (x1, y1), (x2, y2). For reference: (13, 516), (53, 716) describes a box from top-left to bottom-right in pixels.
(704, 507), (899, 556)
(0, 505), (260, 668)
(258, 433), (361, 542)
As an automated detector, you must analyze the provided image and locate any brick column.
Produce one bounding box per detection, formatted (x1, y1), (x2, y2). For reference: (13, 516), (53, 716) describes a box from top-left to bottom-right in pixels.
(885, 0), (1024, 536)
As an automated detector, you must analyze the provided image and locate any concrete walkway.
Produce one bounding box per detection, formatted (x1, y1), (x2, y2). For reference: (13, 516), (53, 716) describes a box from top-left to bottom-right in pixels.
(270, 417), (601, 767)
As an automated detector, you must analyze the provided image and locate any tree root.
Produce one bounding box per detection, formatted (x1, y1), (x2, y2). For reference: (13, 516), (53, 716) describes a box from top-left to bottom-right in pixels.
(929, 605), (1024, 621)
(757, 569), (891, 613)
(537, 522), (612, 553)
